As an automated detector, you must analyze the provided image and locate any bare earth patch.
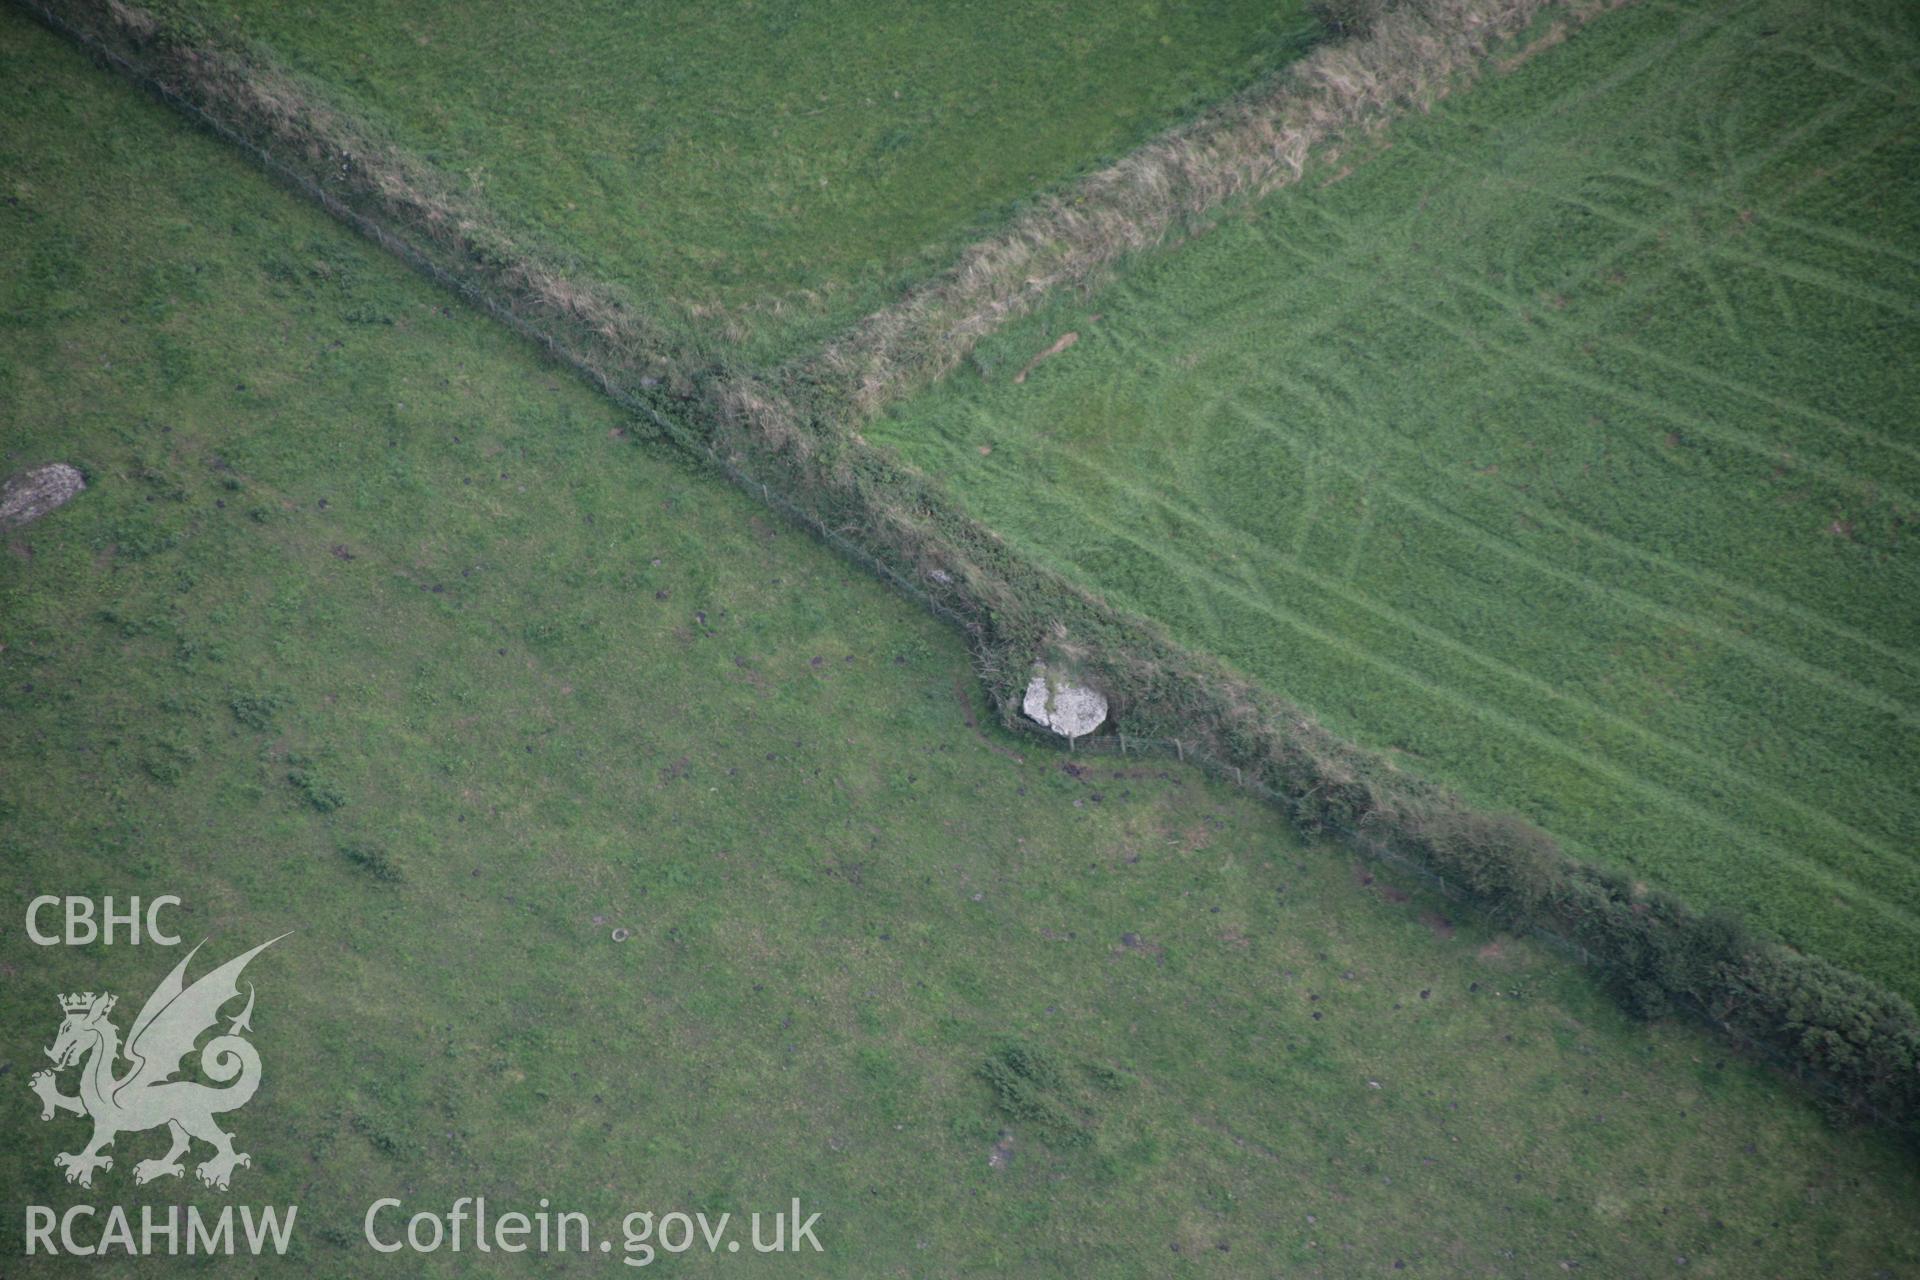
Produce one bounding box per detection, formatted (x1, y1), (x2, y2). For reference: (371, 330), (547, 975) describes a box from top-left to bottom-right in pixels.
(1012, 331), (1079, 384)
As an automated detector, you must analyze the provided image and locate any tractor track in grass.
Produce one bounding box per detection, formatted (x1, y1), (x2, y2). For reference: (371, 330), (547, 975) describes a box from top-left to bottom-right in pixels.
(1358, 265), (1920, 507)
(1089, 265), (1920, 726)
(913, 431), (1920, 981)
(1228, 186), (1920, 568)
(870, 0), (1920, 1005)
(926, 395), (1920, 939)
(1409, 146), (1920, 471)
(1207, 227), (1920, 684)
(1114, 91), (1920, 497)
(33, 0), (1920, 1129)
(1416, 117), (1920, 357)
(959, 284), (1920, 974)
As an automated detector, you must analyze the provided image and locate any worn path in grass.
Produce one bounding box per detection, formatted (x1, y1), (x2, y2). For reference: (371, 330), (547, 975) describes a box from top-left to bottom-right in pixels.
(875, 0), (1920, 998)
(176, 0), (1314, 362)
(5, 10), (1920, 1276)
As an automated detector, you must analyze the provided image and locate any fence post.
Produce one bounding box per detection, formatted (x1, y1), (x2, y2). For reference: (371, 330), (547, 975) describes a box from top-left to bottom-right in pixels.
(1175, 739), (1183, 762)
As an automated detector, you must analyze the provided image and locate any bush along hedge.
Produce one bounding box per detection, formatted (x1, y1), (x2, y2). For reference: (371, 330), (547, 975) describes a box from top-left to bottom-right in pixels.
(28, 0), (1919, 1149)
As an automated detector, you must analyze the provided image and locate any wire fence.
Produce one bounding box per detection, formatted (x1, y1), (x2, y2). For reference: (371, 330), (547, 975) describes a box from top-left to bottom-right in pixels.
(33, 0), (1908, 1140)
(1016, 723), (1912, 1131)
(23, 0), (989, 648)
(1039, 727), (1597, 964)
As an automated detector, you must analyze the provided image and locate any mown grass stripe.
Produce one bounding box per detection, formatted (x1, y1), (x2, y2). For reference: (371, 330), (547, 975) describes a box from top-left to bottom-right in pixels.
(1198, 152), (1920, 518)
(1260, 365), (1920, 728)
(975, 434), (1920, 941)
(1029, 233), (1920, 731)
(1549, 106), (1920, 332)
(1375, 104), (1920, 477)
(43, 0), (1920, 1132)
(943, 385), (1916, 892)
(1416, 245), (1920, 478)
(1230, 183), (1920, 674)
(1092, 272), (1920, 730)
(1366, 281), (1920, 508)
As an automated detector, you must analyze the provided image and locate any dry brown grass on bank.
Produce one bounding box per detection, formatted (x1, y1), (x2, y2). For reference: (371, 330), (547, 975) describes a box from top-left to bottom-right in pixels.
(44, 0), (1616, 423)
(804, 0), (1627, 422)
(32, 0), (1919, 1141)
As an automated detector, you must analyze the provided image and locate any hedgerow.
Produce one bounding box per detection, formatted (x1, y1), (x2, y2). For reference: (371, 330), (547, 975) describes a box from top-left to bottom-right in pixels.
(27, 0), (1918, 1147)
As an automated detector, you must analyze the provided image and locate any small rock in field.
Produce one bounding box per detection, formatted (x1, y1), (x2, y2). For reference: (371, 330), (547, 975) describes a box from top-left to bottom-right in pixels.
(0, 463), (85, 530)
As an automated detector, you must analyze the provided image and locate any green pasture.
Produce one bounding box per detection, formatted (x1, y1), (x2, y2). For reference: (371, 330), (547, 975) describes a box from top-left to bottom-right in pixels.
(173, 0), (1316, 362)
(875, 0), (1920, 999)
(6, 9), (1920, 1275)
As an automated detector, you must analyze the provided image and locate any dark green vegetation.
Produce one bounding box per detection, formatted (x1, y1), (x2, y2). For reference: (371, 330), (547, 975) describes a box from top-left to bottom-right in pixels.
(6, 9), (1920, 1275)
(876, 0), (1920, 999)
(37, 0), (1916, 1136)
(176, 0), (1314, 360)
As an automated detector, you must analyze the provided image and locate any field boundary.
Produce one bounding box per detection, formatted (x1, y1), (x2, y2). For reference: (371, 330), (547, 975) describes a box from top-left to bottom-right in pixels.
(20, 0), (1919, 1146)
(795, 0), (1629, 422)
(1045, 727), (1918, 1133)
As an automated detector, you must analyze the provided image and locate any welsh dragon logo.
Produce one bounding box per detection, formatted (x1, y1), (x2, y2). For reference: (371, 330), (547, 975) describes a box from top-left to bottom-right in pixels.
(29, 936), (286, 1191)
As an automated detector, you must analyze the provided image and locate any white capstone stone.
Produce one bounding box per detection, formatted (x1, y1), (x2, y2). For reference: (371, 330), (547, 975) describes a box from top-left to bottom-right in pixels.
(1023, 668), (1107, 739)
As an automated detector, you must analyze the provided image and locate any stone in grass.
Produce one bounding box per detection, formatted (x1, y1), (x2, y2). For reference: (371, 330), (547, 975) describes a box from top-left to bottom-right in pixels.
(1022, 664), (1107, 739)
(0, 463), (85, 531)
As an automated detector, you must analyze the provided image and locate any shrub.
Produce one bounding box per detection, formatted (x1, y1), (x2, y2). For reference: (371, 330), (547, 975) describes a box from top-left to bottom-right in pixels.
(978, 1039), (1092, 1147)
(288, 768), (346, 812)
(340, 841), (404, 883)
(350, 1110), (412, 1157)
(992, 1037), (1062, 1091)
(1712, 948), (1920, 1130)
(230, 692), (284, 730)
(142, 739), (197, 786)
(1414, 808), (1561, 923)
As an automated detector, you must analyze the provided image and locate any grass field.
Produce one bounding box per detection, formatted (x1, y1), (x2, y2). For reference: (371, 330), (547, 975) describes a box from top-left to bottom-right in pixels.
(170, 0), (1316, 362)
(6, 8), (1920, 1275)
(874, 0), (1920, 1001)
